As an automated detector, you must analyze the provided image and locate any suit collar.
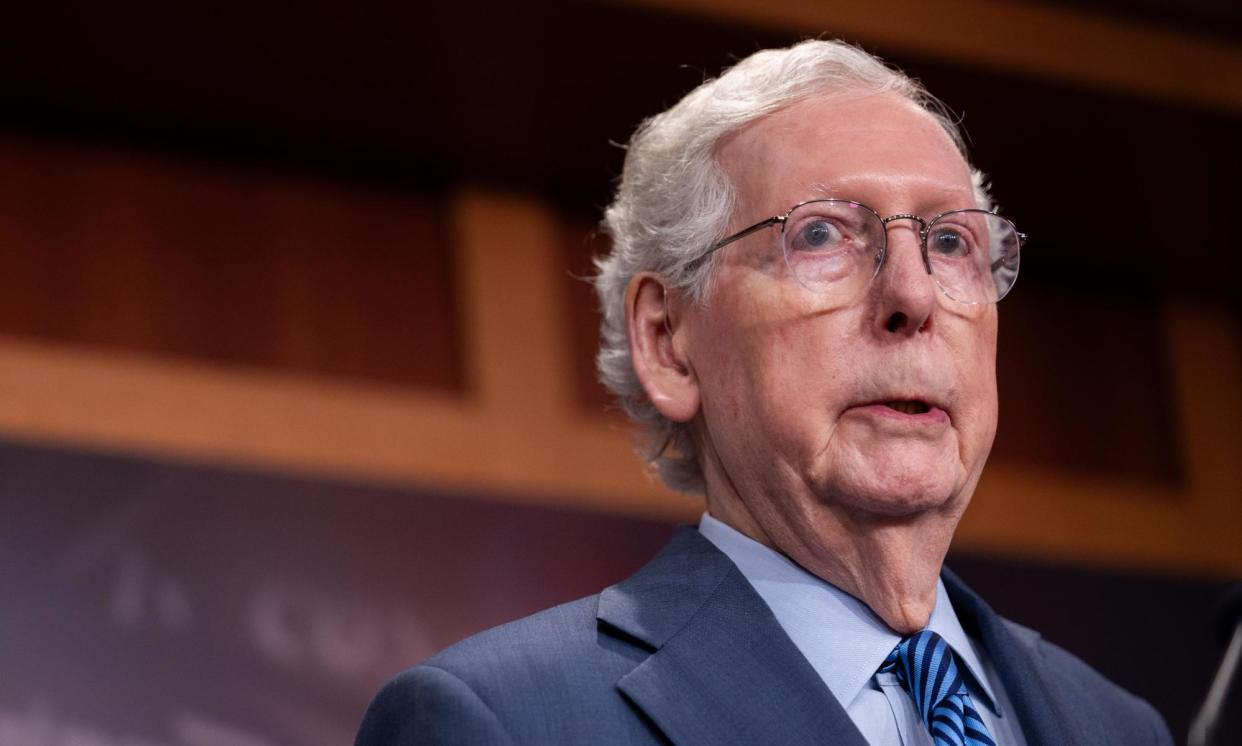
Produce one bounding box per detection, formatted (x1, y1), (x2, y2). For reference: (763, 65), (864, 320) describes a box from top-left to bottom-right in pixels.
(600, 527), (868, 746)
(597, 526), (734, 650)
(699, 512), (1001, 715)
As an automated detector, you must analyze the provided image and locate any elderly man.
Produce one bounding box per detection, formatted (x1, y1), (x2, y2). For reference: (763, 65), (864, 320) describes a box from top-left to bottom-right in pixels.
(357, 40), (1172, 745)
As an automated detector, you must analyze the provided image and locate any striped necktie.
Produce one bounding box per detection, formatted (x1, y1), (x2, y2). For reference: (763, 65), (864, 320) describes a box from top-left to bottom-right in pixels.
(879, 629), (997, 746)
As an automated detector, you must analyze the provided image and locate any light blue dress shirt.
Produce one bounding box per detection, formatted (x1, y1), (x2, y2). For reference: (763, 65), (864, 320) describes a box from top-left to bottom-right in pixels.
(698, 514), (1027, 745)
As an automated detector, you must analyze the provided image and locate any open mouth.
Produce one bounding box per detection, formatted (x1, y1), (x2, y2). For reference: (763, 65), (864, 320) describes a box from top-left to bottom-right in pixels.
(882, 400), (931, 415)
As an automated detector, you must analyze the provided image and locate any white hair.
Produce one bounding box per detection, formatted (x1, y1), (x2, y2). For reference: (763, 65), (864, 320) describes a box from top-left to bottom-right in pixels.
(595, 39), (991, 494)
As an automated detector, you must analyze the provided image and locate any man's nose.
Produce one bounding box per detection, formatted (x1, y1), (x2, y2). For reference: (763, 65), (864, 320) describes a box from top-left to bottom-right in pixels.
(870, 223), (938, 336)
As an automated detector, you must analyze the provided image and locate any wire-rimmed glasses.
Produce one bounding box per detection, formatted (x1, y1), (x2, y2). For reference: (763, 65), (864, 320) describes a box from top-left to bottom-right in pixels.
(699, 199), (1025, 306)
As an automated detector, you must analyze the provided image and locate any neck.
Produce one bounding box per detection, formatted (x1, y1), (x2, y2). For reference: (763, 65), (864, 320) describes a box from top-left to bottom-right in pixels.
(707, 489), (960, 635)
(817, 513), (953, 633)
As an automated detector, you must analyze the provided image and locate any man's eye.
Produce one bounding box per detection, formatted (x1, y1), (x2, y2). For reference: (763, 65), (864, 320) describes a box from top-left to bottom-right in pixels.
(930, 228), (970, 257)
(798, 219), (843, 249)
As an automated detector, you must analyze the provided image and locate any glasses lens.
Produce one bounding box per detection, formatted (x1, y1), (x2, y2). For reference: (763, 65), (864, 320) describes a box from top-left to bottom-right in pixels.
(781, 200), (884, 301)
(925, 210), (1021, 304)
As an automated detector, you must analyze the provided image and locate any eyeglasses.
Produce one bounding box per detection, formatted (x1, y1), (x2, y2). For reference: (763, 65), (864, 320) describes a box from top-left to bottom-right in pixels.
(697, 199), (1025, 306)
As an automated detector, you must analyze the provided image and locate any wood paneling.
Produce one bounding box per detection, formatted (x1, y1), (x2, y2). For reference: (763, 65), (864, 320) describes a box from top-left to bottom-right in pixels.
(0, 138), (459, 388)
(992, 290), (1182, 483)
(562, 219), (618, 417)
(0, 188), (703, 523)
(1, 187), (1235, 577)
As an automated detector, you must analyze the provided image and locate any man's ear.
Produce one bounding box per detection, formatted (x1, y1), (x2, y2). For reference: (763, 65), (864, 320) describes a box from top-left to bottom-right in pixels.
(626, 273), (700, 423)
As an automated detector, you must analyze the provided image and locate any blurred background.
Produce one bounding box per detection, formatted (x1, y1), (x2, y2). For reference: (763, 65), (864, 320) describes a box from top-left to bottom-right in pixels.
(0, 1), (1239, 744)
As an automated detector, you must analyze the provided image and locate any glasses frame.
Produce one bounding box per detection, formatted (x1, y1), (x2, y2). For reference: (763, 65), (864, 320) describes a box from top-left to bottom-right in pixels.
(696, 198), (1027, 304)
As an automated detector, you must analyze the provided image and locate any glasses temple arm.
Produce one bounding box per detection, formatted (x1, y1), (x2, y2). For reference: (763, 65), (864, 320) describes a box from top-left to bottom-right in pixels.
(989, 232), (1027, 272)
(705, 216), (784, 255)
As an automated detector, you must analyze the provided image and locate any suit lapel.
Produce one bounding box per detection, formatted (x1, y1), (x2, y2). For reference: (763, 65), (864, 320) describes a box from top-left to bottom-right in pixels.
(600, 528), (867, 746)
(600, 533), (1125, 745)
(943, 567), (1088, 745)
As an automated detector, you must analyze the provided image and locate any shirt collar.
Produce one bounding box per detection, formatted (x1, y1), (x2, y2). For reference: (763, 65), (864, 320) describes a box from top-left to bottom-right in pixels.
(926, 572), (999, 712)
(697, 513), (998, 713)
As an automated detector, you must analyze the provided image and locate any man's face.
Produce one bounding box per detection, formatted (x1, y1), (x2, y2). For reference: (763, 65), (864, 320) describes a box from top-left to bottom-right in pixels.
(682, 92), (998, 535)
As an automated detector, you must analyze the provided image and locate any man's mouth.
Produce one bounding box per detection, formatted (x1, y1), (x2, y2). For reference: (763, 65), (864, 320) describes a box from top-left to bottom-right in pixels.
(882, 400), (931, 415)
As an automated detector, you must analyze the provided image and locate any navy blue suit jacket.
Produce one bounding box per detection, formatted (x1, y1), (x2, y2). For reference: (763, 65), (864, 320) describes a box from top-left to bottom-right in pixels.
(357, 527), (1172, 745)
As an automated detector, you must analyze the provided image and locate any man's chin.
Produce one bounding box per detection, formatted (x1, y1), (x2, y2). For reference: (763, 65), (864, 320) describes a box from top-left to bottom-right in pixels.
(811, 466), (965, 520)
(833, 488), (957, 520)
(811, 440), (970, 515)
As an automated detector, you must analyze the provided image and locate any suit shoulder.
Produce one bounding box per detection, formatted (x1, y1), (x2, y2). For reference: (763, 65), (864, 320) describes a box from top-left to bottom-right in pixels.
(360, 594), (655, 744)
(378, 593), (635, 707)
(428, 594), (607, 674)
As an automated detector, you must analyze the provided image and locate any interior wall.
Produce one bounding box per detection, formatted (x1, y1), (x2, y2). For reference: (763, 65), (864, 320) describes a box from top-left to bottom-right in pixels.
(0, 1), (1239, 744)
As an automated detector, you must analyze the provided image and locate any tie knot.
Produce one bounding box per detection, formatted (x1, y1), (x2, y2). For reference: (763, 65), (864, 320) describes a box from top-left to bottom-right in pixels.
(877, 630), (996, 746)
(880, 629), (964, 704)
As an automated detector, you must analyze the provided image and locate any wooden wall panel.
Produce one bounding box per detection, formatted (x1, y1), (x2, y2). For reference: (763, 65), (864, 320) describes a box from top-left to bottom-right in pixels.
(992, 290), (1181, 483)
(0, 138), (459, 389)
(562, 219), (617, 417)
(0, 160), (1236, 577)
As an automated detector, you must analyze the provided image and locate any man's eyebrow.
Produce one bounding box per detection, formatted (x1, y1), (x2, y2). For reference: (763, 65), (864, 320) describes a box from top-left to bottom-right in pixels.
(806, 182), (837, 199)
(802, 181), (974, 212)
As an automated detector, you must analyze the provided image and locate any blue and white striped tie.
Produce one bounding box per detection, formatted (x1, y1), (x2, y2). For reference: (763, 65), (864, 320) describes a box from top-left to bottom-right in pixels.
(879, 629), (997, 746)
